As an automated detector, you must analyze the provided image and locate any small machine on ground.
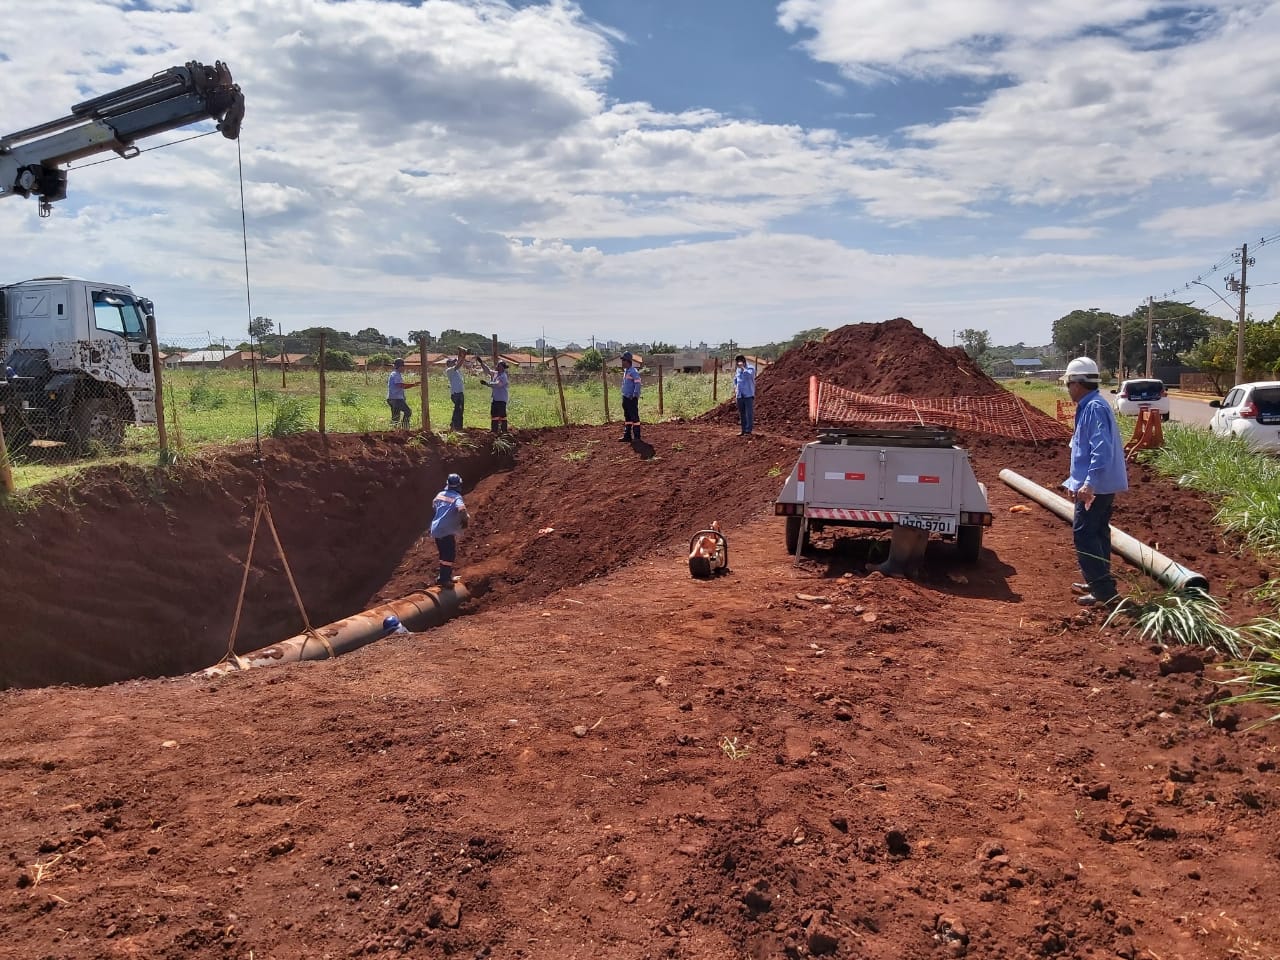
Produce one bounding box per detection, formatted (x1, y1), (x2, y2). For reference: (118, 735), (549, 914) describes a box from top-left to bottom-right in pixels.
(688, 521), (729, 579)
(774, 425), (992, 569)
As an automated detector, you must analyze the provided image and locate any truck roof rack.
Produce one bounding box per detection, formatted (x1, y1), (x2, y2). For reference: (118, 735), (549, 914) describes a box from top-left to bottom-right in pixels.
(817, 425), (956, 447)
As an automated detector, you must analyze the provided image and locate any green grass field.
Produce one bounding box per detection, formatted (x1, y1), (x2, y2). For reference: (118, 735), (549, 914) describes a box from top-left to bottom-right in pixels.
(4, 368), (728, 491)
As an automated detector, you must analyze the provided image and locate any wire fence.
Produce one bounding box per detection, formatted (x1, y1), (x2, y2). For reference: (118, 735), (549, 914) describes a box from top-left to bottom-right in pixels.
(2, 333), (736, 483)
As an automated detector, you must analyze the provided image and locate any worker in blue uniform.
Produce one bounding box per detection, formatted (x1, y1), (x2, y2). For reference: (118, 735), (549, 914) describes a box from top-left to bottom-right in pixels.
(618, 351), (642, 442)
(430, 473), (471, 588)
(476, 357), (510, 432)
(733, 354), (756, 436)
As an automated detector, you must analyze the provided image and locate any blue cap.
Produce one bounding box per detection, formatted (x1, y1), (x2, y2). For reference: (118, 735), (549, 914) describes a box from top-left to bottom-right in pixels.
(382, 615), (401, 631)
(447, 472), (462, 489)
(620, 351), (633, 362)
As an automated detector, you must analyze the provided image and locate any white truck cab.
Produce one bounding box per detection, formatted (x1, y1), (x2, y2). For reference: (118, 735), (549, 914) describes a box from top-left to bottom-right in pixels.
(1, 277), (157, 452)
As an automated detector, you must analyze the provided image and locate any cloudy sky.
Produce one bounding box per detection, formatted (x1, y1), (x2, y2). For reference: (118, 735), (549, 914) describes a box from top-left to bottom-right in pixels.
(3, 0), (1279, 351)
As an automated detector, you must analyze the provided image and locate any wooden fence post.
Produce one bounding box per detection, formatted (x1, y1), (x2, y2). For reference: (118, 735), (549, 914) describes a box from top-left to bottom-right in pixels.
(601, 359), (610, 424)
(551, 350), (569, 426)
(657, 363), (664, 417)
(279, 323), (287, 388)
(419, 336), (431, 432)
(317, 332), (327, 435)
(712, 357), (719, 402)
(146, 313), (169, 458)
(0, 416), (14, 496)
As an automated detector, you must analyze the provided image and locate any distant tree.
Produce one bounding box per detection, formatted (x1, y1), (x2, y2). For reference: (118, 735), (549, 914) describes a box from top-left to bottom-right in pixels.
(367, 352), (394, 368)
(957, 328), (991, 358)
(650, 340), (677, 354)
(1181, 335), (1235, 394)
(407, 330), (433, 347)
(248, 315), (275, 340)
(354, 327), (386, 345)
(575, 347), (604, 373)
(783, 327), (828, 352)
(322, 349), (355, 372)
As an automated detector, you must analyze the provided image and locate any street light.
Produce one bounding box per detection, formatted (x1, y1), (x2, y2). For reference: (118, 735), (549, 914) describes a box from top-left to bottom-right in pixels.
(1189, 278), (1245, 386)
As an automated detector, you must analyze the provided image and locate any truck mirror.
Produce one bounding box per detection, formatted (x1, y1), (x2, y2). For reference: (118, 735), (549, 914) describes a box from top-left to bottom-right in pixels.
(140, 299), (155, 318)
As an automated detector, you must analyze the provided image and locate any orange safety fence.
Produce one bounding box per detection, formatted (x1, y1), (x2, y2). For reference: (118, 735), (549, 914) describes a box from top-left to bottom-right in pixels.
(809, 377), (1069, 443)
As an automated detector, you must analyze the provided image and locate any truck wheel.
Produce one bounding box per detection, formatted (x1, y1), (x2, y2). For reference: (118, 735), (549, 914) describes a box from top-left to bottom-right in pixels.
(956, 524), (983, 563)
(785, 516), (809, 555)
(72, 397), (125, 454)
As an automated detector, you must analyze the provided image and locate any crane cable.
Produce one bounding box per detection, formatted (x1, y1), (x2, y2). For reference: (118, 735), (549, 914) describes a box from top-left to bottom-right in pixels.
(220, 136), (326, 668)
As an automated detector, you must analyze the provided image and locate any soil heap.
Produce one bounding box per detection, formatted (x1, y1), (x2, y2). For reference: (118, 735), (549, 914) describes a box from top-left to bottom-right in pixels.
(701, 317), (1062, 439)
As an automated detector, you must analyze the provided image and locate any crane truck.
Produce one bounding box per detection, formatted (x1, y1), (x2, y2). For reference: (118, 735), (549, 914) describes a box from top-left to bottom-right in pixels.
(0, 60), (244, 453)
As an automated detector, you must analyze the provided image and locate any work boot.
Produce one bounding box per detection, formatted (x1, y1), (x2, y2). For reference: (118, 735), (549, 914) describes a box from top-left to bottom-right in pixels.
(437, 567), (453, 588)
(1077, 593), (1120, 609)
(617, 434), (632, 442)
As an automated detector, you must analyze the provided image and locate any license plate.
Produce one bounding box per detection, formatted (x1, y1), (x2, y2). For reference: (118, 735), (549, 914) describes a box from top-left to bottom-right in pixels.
(897, 514), (956, 535)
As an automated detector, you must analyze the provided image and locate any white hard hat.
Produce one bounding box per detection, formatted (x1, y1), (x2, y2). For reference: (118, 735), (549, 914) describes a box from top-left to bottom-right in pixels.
(1060, 357), (1100, 383)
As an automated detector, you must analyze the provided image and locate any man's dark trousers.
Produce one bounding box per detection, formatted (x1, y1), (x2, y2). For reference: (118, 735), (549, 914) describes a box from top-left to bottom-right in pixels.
(450, 392), (464, 430)
(1073, 493), (1116, 601)
(621, 395), (640, 440)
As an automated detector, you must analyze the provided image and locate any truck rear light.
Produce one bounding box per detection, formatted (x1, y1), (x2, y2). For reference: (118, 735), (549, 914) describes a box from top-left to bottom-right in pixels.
(775, 503), (802, 516)
(960, 511), (993, 526)
(1239, 400), (1259, 419)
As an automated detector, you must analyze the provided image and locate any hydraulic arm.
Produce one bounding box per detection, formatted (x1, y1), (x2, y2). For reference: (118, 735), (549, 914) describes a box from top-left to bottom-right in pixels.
(0, 60), (244, 215)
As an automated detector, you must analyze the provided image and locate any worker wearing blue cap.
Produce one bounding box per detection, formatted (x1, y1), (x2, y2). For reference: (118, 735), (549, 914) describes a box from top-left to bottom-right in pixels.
(618, 351), (642, 442)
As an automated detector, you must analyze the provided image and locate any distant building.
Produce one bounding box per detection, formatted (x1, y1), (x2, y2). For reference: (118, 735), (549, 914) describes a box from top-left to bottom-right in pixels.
(177, 348), (233, 368)
(991, 357), (1044, 378)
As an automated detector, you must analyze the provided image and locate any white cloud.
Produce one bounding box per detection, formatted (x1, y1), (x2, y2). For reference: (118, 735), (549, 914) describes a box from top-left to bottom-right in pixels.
(1022, 226), (1102, 241)
(0, 0), (1273, 352)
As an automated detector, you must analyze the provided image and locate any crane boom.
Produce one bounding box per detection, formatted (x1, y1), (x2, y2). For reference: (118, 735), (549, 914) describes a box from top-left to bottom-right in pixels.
(0, 60), (244, 216)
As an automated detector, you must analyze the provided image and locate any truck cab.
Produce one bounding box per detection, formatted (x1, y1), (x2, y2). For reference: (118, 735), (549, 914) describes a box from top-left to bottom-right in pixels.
(1, 277), (157, 453)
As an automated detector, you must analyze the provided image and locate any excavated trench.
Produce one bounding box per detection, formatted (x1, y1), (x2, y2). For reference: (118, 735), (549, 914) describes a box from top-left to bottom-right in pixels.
(0, 434), (514, 689)
(0, 426), (805, 689)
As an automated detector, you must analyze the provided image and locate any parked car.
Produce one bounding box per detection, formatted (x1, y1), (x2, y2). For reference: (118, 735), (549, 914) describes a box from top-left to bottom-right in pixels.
(1209, 381), (1280, 453)
(1111, 378), (1170, 421)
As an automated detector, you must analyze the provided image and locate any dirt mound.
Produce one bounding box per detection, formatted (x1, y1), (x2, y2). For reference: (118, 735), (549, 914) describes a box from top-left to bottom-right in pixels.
(701, 317), (1062, 439)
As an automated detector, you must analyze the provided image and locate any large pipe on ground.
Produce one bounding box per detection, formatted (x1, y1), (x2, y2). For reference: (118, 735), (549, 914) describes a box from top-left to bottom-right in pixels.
(998, 469), (1209, 593)
(204, 583), (470, 678)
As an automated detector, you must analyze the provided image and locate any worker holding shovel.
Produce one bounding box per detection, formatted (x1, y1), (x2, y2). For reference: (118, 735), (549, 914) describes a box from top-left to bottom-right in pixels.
(430, 473), (470, 589)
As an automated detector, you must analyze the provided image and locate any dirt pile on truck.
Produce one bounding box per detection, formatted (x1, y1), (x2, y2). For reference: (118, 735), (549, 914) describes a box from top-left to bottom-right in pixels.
(700, 317), (1062, 439)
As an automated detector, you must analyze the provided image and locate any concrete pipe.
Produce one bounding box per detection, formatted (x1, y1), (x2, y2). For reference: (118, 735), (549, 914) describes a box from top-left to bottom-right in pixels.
(998, 469), (1209, 593)
(204, 583), (470, 678)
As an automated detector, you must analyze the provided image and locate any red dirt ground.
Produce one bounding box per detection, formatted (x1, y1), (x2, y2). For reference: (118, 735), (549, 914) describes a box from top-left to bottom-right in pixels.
(2, 321), (1279, 959)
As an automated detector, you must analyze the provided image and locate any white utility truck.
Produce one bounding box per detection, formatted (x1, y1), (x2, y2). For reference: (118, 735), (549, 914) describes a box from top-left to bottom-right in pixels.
(774, 425), (992, 562)
(1, 278), (158, 451)
(0, 60), (243, 453)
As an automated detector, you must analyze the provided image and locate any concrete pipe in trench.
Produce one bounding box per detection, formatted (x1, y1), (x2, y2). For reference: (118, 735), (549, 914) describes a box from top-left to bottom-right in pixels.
(998, 469), (1209, 593)
(204, 583), (470, 678)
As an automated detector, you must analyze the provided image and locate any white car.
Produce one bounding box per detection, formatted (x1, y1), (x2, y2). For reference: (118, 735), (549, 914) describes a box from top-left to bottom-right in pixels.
(1209, 381), (1280, 454)
(1111, 378), (1170, 421)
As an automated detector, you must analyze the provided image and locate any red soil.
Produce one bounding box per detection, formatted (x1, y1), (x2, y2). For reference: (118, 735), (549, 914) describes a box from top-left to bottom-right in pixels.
(701, 318), (1062, 440)
(1, 326), (1277, 959)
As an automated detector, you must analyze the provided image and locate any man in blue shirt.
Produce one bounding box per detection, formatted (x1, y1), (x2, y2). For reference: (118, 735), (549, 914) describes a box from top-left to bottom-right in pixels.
(1061, 357), (1128, 608)
(476, 357), (510, 433)
(618, 351), (642, 442)
(446, 351), (466, 431)
(386, 358), (418, 429)
(430, 473), (471, 588)
(733, 354), (756, 436)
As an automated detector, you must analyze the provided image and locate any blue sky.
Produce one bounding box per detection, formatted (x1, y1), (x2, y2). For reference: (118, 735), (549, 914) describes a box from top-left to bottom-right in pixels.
(2, 0), (1279, 352)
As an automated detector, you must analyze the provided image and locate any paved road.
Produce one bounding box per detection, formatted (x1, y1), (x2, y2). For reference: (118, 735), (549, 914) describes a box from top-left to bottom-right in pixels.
(1166, 393), (1214, 428)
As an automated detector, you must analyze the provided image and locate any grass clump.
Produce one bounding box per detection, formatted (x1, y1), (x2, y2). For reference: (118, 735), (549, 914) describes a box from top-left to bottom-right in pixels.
(268, 397), (311, 437)
(1106, 587), (1250, 658)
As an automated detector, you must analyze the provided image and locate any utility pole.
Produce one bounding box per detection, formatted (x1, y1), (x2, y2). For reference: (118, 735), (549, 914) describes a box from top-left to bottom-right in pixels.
(1117, 316), (1125, 380)
(1229, 241), (1253, 387)
(1152, 296), (1162, 378)
(1095, 332), (1102, 375)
